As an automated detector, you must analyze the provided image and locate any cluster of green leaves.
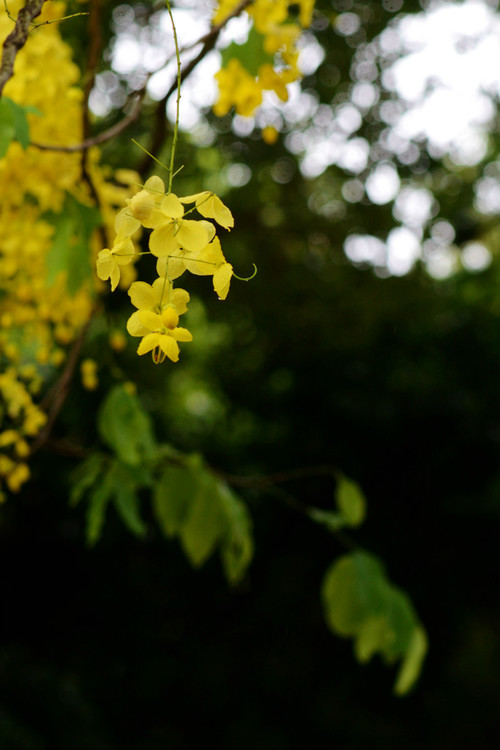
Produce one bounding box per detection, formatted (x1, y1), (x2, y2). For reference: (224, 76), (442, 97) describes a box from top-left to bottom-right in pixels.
(70, 384), (426, 693)
(322, 551), (427, 695)
(70, 384), (254, 586)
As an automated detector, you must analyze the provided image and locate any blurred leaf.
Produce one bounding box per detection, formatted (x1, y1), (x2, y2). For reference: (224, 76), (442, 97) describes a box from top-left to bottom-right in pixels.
(45, 194), (101, 293)
(394, 626), (428, 696)
(86, 468), (115, 546)
(322, 551), (426, 694)
(180, 472), (224, 567)
(153, 463), (200, 537)
(69, 453), (107, 507)
(110, 462), (147, 538)
(335, 475), (366, 527)
(0, 98), (15, 158)
(221, 26), (274, 76)
(152, 455), (253, 582)
(98, 385), (156, 467)
(216, 480), (254, 585)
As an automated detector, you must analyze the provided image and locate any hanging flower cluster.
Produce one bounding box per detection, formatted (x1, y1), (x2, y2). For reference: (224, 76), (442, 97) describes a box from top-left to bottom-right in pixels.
(96, 176), (235, 364)
(213, 0), (315, 117)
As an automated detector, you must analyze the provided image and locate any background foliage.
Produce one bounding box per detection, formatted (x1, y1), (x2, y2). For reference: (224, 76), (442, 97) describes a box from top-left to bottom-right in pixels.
(2, 0), (500, 747)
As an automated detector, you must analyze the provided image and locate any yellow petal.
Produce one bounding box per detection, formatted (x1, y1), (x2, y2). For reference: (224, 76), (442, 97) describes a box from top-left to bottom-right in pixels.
(213, 263), (233, 300)
(152, 276), (172, 306)
(144, 176), (165, 195)
(177, 219), (211, 252)
(173, 326), (193, 342)
(156, 255), (186, 280)
(115, 208), (141, 236)
(171, 288), (190, 314)
(196, 194), (234, 229)
(128, 281), (156, 310)
(137, 333), (161, 356)
(161, 194), (184, 219)
(126, 311), (150, 337)
(179, 191), (209, 204)
(159, 334), (180, 362)
(96, 249), (113, 280)
(138, 310), (162, 331)
(149, 222), (180, 257)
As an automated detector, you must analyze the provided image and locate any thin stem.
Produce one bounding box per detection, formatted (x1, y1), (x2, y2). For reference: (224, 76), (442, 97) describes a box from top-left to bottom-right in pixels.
(165, 0), (181, 194)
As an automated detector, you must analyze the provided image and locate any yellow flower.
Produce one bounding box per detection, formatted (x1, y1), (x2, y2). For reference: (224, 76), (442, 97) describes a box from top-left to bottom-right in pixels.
(188, 237), (234, 300)
(126, 175), (166, 227)
(149, 194), (214, 260)
(180, 191), (234, 230)
(127, 307), (193, 364)
(81, 359), (99, 391)
(96, 237), (136, 291)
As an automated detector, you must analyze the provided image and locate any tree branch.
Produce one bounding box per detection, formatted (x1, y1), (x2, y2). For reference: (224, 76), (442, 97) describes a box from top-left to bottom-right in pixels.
(0, 0), (46, 97)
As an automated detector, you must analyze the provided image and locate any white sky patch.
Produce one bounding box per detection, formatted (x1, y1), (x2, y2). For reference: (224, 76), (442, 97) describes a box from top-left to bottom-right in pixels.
(365, 163), (400, 204)
(461, 242), (492, 271)
(386, 227), (421, 276)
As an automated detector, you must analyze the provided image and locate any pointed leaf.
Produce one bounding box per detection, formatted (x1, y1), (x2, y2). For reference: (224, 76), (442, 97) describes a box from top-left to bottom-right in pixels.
(98, 385), (156, 467)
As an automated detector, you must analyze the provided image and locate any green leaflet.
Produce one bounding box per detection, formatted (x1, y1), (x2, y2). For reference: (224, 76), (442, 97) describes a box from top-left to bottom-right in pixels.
(335, 474), (366, 527)
(221, 26), (275, 77)
(45, 194), (101, 293)
(70, 454), (148, 545)
(321, 551), (427, 695)
(153, 457), (253, 585)
(0, 98), (39, 157)
(308, 473), (367, 532)
(97, 385), (156, 467)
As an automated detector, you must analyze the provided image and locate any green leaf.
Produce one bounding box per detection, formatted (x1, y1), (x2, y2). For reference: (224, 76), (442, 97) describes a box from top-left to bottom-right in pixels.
(45, 194), (101, 293)
(0, 98), (41, 157)
(0, 98), (15, 159)
(335, 475), (366, 527)
(153, 463), (200, 537)
(394, 626), (428, 696)
(152, 457), (254, 582)
(98, 385), (156, 467)
(321, 551), (427, 694)
(217, 480), (254, 585)
(86, 469), (115, 546)
(110, 462), (147, 538)
(322, 551), (389, 637)
(221, 26), (275, 77)
(180, 472), (225, 567)
(69, 453), (107, 507)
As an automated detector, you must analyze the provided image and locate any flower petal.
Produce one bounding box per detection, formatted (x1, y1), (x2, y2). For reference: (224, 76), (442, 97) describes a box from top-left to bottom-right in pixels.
(173, 326), (193, 342)
(161, 194), (184, 219)
(126, 310), (150, 337)
(149, 222), (180, 257)
(128, 281), (156, 310)
(138, 310), (163, 331)
(115, 208), (141, 236)
(177, 219), (211, 252)
(170, 288), (190, 314)
(213, 262), (233, 300)
(137, 333), (161, 356)
(159, 334), (180, 362)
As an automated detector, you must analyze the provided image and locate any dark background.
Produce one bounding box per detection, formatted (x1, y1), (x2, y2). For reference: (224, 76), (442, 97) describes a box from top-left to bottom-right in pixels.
(2, 0), (500, 747)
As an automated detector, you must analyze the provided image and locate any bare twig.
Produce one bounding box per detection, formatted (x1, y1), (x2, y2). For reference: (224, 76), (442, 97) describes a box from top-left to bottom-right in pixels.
(30, 91), (146, 152)
(0, 0), (46, 97)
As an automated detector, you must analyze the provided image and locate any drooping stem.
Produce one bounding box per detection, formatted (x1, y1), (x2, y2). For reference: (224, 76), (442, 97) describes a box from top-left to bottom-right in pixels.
(165, 0), (182, 194)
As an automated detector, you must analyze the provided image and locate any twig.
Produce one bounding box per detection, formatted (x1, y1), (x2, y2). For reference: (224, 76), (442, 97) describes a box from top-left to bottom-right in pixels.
(30, 91), (146, 152)
(0, 0), (46, 97)
(30, 313), (94, 455)
(138, 0), (254, 175)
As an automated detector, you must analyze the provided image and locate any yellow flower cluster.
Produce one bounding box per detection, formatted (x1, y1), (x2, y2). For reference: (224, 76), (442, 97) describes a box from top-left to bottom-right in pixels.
(97, 176), (234, 364)
(0, 1), (137, 497)
(213, 0), (315, 117)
